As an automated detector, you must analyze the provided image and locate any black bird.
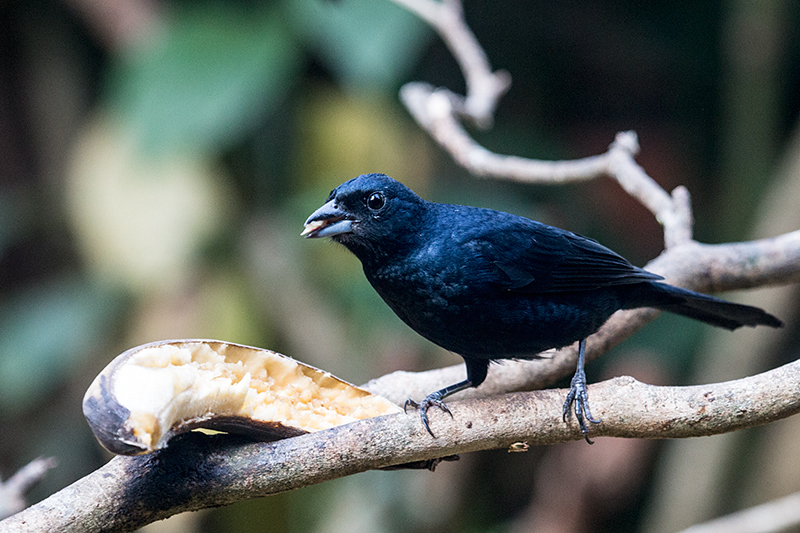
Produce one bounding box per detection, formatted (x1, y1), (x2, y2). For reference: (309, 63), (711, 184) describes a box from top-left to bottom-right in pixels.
(302, 173), (783, 441)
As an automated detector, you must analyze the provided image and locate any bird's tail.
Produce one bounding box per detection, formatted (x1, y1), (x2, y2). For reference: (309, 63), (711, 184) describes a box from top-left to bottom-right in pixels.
(629, 282), (783, 330)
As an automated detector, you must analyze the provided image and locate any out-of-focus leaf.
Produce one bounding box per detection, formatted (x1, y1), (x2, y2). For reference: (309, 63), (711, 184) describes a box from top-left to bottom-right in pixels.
(0, 278), (119, 416)
(65, 114), (234, 293)
(287, 0), (433, 90)
(126, 269), (270, 349)
(107, 3), (301, 154)
(293, 87), (434, 190)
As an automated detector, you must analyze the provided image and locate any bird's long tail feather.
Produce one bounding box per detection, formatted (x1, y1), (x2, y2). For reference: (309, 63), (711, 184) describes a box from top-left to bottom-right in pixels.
(632, 282), (783, 330)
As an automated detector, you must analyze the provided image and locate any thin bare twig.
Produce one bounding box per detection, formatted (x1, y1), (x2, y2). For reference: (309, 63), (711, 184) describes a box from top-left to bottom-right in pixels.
(394, 1), (694, 247)
(392, 0), (511, 125)
(0, 458), (58, 521)
(399, 86), (695, 248)
(679, 491), (800, 533)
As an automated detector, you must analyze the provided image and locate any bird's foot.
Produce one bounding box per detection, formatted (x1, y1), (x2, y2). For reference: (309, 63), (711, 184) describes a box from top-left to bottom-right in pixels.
(562, 369), (602, 444)
(404, 393), (453, 437)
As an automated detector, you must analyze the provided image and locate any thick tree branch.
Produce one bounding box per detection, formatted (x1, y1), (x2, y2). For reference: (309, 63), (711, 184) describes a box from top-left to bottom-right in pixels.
(4, 356), (800, 533)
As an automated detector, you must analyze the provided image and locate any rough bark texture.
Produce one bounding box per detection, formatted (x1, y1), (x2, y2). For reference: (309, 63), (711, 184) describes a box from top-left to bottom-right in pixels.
(3, 356), (800, 532)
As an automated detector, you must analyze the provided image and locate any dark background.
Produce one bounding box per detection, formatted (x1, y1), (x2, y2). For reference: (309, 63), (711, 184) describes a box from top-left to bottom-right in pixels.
(1, 1), (799, 531)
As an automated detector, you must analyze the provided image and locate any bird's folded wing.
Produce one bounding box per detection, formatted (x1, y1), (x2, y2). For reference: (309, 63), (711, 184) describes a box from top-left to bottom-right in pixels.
(485, 224), (662, 293)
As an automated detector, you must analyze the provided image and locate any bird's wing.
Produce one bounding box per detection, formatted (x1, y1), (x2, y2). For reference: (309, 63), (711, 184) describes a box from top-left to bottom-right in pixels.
(473, 220), (662, 293)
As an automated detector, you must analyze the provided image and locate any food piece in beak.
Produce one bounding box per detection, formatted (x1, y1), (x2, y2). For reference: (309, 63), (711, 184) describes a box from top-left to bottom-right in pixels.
(300, 219), (328, 237)
(301, 217), (353, 239)
(301, 199), (354, 238)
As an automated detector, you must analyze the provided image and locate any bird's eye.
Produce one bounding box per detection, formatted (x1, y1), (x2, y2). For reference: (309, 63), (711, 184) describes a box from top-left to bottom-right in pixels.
(367, 192), (385, 211)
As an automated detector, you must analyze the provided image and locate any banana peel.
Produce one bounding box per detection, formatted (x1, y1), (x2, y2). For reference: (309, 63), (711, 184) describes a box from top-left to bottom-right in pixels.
(83, 340), (402, 455)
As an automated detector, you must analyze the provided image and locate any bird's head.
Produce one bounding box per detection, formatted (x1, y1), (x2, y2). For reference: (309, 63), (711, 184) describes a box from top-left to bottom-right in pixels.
(302, 173), (427, 262)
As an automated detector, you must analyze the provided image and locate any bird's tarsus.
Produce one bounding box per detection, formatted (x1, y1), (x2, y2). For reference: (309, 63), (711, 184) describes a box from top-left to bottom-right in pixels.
(562, 370), (601, 444)
(404, 394), (453, 437)
(562, 339), (602, 444)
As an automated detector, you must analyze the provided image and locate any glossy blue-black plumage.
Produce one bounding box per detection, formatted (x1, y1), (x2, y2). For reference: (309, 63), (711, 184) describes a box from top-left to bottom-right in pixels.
(303, 173), (783, 440)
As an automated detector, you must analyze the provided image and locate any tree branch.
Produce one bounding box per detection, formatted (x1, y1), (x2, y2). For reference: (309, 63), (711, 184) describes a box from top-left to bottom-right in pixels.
(4, 356), (800, 532)
(0, 458), (57, 521)
(4, 2), (798, 532)
(394, 0), (695, 248)
(392, 0), (511, 126)
(678, 490), (800, 533)
(399, 85), (695, 247)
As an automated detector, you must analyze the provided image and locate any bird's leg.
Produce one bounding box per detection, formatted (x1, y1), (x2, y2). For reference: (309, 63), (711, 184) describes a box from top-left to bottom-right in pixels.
(404, 379), (473, 437)
(562, 338), (602, 444)
(406, 359), (487, 437)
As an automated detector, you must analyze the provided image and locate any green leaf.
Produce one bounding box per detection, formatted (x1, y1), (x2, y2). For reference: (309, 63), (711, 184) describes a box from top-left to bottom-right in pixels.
(287, 0), (433, 91)
(0, 278), (120, 416)
(107, 4), (301, 155)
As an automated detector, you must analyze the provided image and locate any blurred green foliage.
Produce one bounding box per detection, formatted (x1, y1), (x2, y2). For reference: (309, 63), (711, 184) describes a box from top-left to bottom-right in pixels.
(0, 0), (798, 531)
(0, 277), (119, 415)
(109, 3), (301, 155)
(287, 0), (433, 90)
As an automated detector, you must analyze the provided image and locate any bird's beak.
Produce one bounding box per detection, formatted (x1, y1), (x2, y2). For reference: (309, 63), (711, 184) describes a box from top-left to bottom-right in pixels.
(301, 199), (354, 238)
